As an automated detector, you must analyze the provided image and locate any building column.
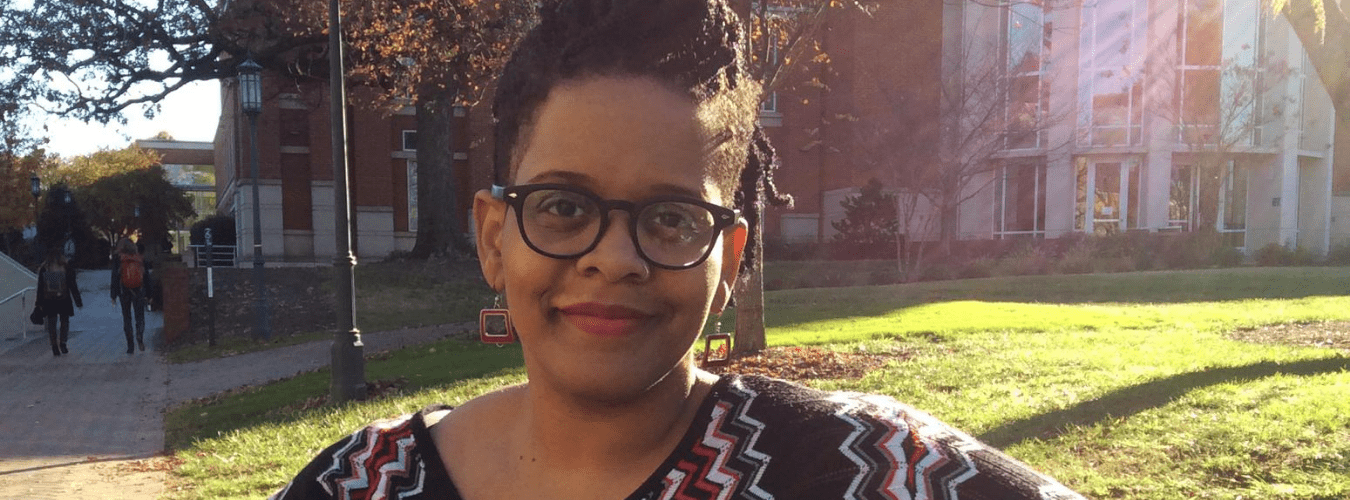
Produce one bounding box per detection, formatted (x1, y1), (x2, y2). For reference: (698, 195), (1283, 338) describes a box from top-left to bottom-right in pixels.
(235, 179), (285, 264)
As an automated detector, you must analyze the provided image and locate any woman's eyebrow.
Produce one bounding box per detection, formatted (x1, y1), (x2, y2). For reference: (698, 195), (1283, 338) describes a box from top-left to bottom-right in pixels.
(523, 170), (593, 185)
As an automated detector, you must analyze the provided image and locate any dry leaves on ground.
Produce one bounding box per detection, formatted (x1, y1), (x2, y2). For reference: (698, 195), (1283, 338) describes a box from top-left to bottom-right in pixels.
(701, 345), (905, 383)
(1230, 320), (1350, 353)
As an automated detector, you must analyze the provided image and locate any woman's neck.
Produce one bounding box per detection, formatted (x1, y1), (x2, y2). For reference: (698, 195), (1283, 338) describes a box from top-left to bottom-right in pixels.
(515, 365), (717, 472)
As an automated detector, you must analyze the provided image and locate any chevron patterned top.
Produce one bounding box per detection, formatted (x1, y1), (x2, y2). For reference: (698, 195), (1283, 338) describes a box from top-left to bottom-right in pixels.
(271, 374), (1084, 500)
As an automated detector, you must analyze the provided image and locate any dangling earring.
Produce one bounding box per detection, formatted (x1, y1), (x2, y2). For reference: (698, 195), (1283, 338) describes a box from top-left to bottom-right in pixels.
(480, 294), (516, 345)
(702, 315), (732, 367)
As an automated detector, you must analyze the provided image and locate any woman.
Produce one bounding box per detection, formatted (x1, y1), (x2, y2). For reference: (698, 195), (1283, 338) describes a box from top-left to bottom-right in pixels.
(272, 1), (1084, 498)
(110, 238), (148, 354)
(36, 249), (82, 356)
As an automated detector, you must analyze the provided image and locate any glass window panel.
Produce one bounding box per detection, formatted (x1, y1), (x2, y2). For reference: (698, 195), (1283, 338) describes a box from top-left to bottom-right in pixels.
(1075, 158), (1088, 230)
(1182, 69), (1220, 143)
(1223, 162), (1246, 229)
(1184, 0), (1223, 67)
(1008, 3), (1042, 74)
(1170, 165), (1195, 229)
(1008, 75), (1041, 149)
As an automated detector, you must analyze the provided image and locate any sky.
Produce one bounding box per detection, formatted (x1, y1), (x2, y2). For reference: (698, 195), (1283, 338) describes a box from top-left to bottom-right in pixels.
(40, 79), (222, 159)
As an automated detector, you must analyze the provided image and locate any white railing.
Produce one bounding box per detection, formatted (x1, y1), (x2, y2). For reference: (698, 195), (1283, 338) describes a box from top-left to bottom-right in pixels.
(189, 244), (237, 268)
(2, 287), (37, 340)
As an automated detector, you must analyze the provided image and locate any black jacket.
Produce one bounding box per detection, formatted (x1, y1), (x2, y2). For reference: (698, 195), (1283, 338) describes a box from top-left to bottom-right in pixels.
(36, 264), (83, 317)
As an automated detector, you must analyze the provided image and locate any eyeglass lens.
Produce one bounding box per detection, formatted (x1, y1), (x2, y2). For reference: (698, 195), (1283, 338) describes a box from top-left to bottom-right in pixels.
(519, 188), (719, 268)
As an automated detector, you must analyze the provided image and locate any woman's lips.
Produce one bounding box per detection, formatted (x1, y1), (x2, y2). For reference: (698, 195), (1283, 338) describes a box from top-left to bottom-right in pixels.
(558, 303), (649, 337)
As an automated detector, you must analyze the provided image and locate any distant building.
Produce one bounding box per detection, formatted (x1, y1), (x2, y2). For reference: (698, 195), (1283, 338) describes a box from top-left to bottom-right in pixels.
(938, 0), (1342, 253)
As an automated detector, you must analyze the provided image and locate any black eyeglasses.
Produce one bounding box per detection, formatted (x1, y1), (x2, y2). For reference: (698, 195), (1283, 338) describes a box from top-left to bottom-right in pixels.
(493, 183), (740, 270)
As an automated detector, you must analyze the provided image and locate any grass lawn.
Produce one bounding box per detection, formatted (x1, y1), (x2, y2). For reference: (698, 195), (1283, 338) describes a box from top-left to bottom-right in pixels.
(164, 267), (1350, 499)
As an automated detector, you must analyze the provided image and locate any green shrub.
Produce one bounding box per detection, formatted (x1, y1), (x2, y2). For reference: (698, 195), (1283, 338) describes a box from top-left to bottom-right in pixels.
(958, 257), (995, 279)
(1326, 243), (1350, 265)
(1160, 231), (1235, 269)
(1254, 243), (1292, 266)
(1093, 256), (1137, 273)
(1290, 245), (1318, 266)
(995, 245), (1053, 276)
(1056, 239), (1095, 275)
(1210, 245), (1244, 267)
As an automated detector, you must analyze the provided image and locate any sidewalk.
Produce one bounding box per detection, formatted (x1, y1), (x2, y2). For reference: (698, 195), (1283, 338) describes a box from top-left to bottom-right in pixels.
(0, 270), (470, 499)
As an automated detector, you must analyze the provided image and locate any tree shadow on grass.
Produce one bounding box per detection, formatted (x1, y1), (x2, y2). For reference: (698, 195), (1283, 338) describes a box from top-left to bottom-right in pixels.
(978, 356), (1350, 448)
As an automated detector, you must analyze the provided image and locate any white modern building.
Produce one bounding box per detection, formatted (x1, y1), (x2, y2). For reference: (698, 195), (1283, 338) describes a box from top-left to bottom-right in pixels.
(941, 0), (1339, 253)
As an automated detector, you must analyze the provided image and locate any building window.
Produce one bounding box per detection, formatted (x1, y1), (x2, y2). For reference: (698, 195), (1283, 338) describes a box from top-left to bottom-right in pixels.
(407, 159), (418, 230)
(761, 91), (779, 114)
(402, 130), (417, 152)
(1218, 160), (1246, 248)
(1078, 0), (1146, 147)
(780, 213), (819, 244)
(1002, 2), (1051, 150)
(1176, 0), (1263, 146)
(1169, 164), (1198, 230)
(1075, 157), (1141, 234)
(994, 161), (1047, 238)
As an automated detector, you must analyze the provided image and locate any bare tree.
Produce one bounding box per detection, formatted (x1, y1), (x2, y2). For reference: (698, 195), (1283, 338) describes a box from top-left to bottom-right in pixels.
(1170, 55), (1294, 234)
(729, 0), (874, 354)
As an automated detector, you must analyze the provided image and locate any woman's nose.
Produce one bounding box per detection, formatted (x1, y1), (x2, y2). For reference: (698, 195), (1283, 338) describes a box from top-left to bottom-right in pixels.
(576, 211), (650, 282)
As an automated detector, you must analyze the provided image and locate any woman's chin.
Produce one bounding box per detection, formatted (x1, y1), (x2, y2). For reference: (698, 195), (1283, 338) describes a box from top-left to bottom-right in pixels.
(534, 361), (693, 407)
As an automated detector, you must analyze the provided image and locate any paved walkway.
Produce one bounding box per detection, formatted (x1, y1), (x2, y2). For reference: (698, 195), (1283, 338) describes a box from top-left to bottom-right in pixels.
(0, 271), (471, 498)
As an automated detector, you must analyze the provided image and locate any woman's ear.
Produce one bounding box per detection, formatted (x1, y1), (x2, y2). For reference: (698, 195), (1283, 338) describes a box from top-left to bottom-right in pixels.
(712, 220), (748, 313)
(474, 189), (508, 292)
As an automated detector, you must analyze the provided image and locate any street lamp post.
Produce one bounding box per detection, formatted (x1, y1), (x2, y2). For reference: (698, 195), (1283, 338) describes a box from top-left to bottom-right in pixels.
(238, 57), (272, 341)
(328, 0), (366, 403)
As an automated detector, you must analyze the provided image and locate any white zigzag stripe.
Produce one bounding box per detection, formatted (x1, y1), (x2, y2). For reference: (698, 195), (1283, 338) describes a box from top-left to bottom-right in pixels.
(317, 429), (368, 498)
(702, 403), (739, 500)
(725, 378), (774, 500)
(865, 401), (914, 500)
(335, 426), (382, 500)
(371, 433), (422, 500)
(828, 393), (872, 500)
(659, 469), (688, 500)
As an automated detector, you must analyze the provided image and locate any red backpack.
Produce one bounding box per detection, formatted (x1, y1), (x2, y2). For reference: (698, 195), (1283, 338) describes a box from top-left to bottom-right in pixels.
(120, 253), (144, 289)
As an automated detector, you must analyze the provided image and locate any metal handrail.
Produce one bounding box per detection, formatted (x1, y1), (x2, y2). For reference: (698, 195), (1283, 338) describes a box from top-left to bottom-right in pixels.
(1, 286), (34, 306)
(3, 287), (36, 340)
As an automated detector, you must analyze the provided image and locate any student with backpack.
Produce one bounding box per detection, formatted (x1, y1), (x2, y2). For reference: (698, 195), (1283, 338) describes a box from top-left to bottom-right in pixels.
(110, 238), (150, 354)
(37, 249), (83, 357)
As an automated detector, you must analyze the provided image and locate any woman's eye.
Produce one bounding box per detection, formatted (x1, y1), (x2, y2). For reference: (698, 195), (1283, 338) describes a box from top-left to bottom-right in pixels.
(544, 199), (584, 217)
(533, 192), (593, 219)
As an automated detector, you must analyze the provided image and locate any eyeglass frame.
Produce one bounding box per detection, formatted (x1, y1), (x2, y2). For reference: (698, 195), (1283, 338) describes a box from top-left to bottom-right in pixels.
(491, 183), (741, 270)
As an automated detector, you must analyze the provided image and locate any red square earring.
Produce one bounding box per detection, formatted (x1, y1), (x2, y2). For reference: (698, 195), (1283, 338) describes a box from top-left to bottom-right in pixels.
(480, 295), (516, 344)
(703, 318), (732, 366)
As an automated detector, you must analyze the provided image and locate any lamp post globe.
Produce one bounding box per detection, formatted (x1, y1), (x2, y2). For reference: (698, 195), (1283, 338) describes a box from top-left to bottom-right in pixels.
(238, 56), (271, 340)
(238, 58), (263, 115)
(30, 174), (40, 200)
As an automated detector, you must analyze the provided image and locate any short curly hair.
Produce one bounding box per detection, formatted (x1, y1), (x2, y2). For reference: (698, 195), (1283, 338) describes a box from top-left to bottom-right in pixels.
(492, 0), (792, 273)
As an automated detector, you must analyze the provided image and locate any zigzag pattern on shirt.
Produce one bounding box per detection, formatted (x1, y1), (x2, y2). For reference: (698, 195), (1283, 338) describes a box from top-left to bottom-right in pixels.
(831, 393), (978, 500)
(658, 380), (774, 500)
(317, 415), (428, 500)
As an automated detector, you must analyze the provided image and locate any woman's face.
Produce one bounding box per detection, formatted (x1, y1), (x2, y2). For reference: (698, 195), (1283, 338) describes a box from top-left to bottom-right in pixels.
(475, 76), (746, 403)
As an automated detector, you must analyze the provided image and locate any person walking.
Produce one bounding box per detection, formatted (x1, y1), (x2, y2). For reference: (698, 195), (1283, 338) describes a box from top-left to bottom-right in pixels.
(36, 249), (82, 356)
(110, 238), (149, 354)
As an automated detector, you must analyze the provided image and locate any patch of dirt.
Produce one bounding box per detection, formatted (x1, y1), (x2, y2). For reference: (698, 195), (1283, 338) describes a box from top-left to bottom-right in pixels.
(1230, 320), (1350, 353)
(701, 345), (906, 383)
(183, 266), (336, 346)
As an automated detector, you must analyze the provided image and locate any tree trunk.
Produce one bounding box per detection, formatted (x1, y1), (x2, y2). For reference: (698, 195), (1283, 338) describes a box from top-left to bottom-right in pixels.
(409, 86), (469, 259)
(733, 220), (766, 354)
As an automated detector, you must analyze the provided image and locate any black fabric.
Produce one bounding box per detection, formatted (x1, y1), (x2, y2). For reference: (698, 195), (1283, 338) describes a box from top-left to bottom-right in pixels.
(270, 375), (1085, 500)
(35, 265), (81, 318)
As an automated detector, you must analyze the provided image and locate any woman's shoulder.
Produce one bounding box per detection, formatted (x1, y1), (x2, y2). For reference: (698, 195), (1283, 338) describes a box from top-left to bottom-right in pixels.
(704, 375), (1084, 499)
(269, 405), (455, 500)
